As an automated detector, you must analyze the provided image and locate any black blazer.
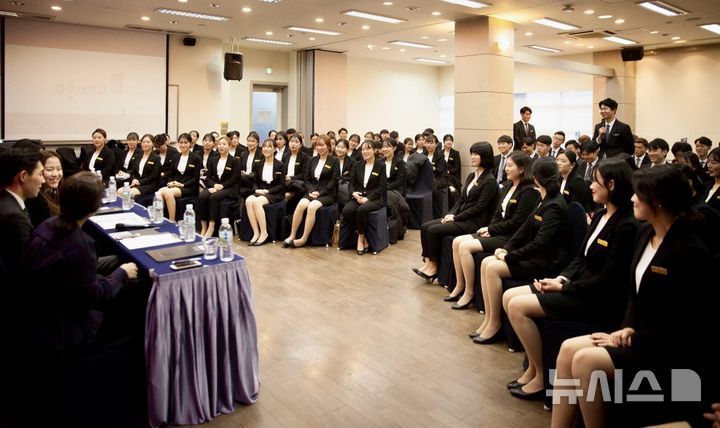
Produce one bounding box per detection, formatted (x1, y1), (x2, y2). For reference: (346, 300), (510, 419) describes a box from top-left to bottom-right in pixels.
(443, 148), (461, 185)
(282, 151), (310, 180)
(157, 146), (180, 188)
(449, 169), (500, 231)
(201, 151), (218, 170)
(0, 189), (33, 277)
(504, 192), (569, 270)
(493, 154), (508, 183)
(239, 149), (263, 174)
(385, 156), (406, 195)
(621, 221), (712, 357)
(191, 143), (204, 156)
(427, 152), (448, 189)
(83, 146), (116, 183)
(703, 181), (720, 213)
(576, 159), (599, 185)
(630, 154), (651, 170)
(128, 152), (161, 194)
(206, 155), (240, 189)
(513, 120), (536, 150)
(487, 183), (540, 238)
(349, 150), (363, 162)
(559, 207), (639, 324)
(167, 152), (202, 195)
(228, 144), (248, 160)
(304, 156), (340, 197)
(253, 159), (285, 203)
(338, 156), (356, 182)
(550, 147), (566, 158)
(592, 119), (634, 158)
(349, 160), (386, 203)
(561, 174), (593, 212)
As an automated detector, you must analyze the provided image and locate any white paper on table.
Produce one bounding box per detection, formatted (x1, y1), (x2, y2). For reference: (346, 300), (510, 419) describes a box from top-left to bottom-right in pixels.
(90, 212), (149, 230)
(120, 233), (182, 250)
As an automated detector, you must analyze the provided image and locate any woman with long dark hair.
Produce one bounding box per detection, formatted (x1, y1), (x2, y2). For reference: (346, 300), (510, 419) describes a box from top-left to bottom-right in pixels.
(27, 150), (64, 228)
(128, 133), (161, 199)
(245, 138), (284, 245)
(198, 136), (240, 238)
(157, 133), (202, 222)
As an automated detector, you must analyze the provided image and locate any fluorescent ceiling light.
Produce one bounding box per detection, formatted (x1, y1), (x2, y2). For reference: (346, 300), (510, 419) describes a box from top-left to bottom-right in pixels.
(0, 10), (21, 17)
(413, 58), (450, 64)
(286, 26), (341, 36)
(389, 40), (434, 49)
(441, 0), (491, 9)
(533, 17), (579, 31)
(603, 36), (637, 45)
(342, 10), (406, 24)
(242, 37), (293, 46)
(155, 8), (230, 21)
(698, 23), (720, 35)
(637, 1), (689, 17)
(525, 44), (562, 53)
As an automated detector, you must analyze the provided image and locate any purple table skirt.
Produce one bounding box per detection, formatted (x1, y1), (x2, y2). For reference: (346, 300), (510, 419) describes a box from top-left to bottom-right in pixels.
(145, 259), (259, 427)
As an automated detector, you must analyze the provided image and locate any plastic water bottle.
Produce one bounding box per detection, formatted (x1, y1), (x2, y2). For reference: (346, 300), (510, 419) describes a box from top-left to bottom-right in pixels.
(218, 218), (234, 262)
(183, 204), (196, 242)
(151, 191), (164, 224)
(107, 176), (117, 202)
(121, 182), (133, 210)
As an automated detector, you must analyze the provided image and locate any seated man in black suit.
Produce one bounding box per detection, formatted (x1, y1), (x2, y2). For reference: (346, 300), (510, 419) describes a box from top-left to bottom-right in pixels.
(592, 98), (634, 158)
(493, 135), (514, 185)
(513, 106), (536, 151)
(632, 137), (651, 169)
(578, 141), (600, 185)
(551, 131), (566, 158)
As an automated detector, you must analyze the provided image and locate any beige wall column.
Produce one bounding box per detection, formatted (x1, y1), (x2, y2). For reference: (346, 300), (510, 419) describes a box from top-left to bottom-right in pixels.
(592, 51), (636, 130)
(313, 50), (348, 135)
(454, 16), (514, 177)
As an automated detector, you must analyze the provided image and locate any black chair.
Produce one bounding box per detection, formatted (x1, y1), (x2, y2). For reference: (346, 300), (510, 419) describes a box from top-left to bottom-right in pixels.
(294, 204), (339, 246)
(237, 200), (286, 242)
(405, 159), (433, 229)
(338, 207), (389, 254)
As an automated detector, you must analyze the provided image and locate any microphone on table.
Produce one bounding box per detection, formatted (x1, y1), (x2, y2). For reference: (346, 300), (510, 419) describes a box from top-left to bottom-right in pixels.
(115, 223), (154, 231)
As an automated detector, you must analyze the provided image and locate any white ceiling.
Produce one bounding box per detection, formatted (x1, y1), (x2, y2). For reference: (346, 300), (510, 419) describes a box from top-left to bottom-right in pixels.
(4, 0), (720, 65)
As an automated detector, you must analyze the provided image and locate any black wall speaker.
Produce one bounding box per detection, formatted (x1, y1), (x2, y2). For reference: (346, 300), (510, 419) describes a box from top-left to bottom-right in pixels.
(182, 37), (197, 47)
(224, 52), (244, 81)
(621, 46), (644, 62)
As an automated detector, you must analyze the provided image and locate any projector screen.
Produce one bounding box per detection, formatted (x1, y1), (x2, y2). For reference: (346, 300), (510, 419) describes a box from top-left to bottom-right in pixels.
(4, 20), (167, 141)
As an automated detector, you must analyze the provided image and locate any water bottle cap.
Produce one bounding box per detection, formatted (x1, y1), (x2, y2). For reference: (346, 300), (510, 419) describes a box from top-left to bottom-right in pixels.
(221, 218), (229, 224)
(155, 191), (160, 196)
(186, 204), (193, 209)
(124, 182), (130, 188)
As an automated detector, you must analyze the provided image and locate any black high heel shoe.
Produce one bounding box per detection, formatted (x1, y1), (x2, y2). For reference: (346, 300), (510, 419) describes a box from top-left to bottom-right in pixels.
(248, 238), (258, 246)
(451, 299), (474, 310)
(282, 239), (292, 248)
(472, 329), (503, 345)
(411, 268), (437, 282)
(253, 236), (270, 246)
(506, 379), (526, 390)
(443, 294), (460, 302)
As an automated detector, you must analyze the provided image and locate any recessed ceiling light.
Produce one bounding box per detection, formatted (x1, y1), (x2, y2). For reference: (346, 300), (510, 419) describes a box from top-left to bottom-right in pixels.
(588, 45), (594, 48)
(361, 25), (370, 30)
(575, 43), (584, 46)
(413, 57), (450, 64)
(698, 23), (720, 35)
(440, 54), (446, 58)
(257, 0), (283, 3)
(265, 31), (273, 35)
(399, 48), (406, 52)
(440, 0), (491, 9)
(673, 39), (686, 43)
(525, 32), (533, 36)
(315, 17), (324, 23)
(389, 40), (434, 48)
(650, 30), (659, 34)
(615, 19), (625, 24)
(309, 37), (316, 40)
(286, 26), (341, 36)
(141, 16), (150, 21)
(242, 7), (252, 13)
(584, 9), (594, 14)
(383, 1), (394, 5)
(564, 40), (571, 44)
(243, 37), (293, 46)
(598, 15), (612, 19)
(525, 44), (562, 53)
(209, 3), (221, 7)
(421, 36), (429, 39)
(367, 44), (375, 50)
(603, 35), (637, 45)
(382, 46), (391, 50)
(432, 11), (442, 16)
(437, 38), (447, 42)
(637, 1), (689, 17)
(51, 5), (62, 11)
(178, 0), (188, 2)
(671, 36), (680, 40)
(156, 7), (230, 21)
(342, 10), (406, 24)
(533, 18), (579, 31)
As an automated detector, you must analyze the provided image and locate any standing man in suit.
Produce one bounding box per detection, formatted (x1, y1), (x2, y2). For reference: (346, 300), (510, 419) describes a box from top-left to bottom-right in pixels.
(0, 148), (44, 278)
(592, 98), (634, 158)
(493, 135), (514, 184)
(513, 106), (536, 151)
(551, 131), (566, 158)
(632, 137), (651, 169)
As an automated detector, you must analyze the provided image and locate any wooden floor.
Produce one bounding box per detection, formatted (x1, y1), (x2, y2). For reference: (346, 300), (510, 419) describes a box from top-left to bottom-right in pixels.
(191, 230), (551, 428)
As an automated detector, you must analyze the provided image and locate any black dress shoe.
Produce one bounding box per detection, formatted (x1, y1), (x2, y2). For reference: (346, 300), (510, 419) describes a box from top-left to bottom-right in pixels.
(253, 236), (270, 246)
(472, 329), (503, 345)
(451, 300), (474, 310)
(282, 239), (292, 248)
(443, 295), (460, 302)
(412, 267), (431, 279)
(506, 380), (526, 390)
(357, 250), (365, 255)
(248, 239), (258, 246)
(509, 387), (545, 400)
(363, 247), (369, 253)
(468, 332), (481, 339)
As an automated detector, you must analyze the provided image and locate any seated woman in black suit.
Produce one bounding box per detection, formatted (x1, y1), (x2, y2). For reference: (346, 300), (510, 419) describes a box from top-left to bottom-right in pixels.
(245, 138), (284, 246)
(551, 166), (714, 428)
(673, 162), (720, 257)
(442, 134), (462, 207)
(503, 158), (637, 400)
(198, 136), (240, 238)
(27, 150), (64, 228)
(115, 132), (139, 183)
(238, 131), (262, 200)
(334, 139), (356, 211)
(445, 151), (538, 309)
(200, 133), (217, 170)
(473, 157), (569, 344)
(153, 133), (180, 189)
(284, 134), (339, 248)
(127, 133), (161, 199)
(342, 140), (386, 255)
(413, 142), (499, 280)
(414, 133), (426, 156)
(424, 135), (449, 218)
(381, 138), (409, 228)
(703, 147), (720, 212)
(402, 137), (415, 163)
(157, 133), (202, 222)
(83, 128), (115, 184)
(283, 135), (309, 203)
(557, 151), (593, 212)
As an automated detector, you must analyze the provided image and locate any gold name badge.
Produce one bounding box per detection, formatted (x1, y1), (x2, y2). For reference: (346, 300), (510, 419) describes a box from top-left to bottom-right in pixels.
(597, 239), (608, 247)
(371, 171), (379, 176)
(651, 266), (668, 275)
(534, 215), (543, 222)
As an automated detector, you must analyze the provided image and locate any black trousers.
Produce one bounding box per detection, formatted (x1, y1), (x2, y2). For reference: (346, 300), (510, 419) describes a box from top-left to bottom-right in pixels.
(420, 218), (471, 260)
(342, 199), (383, 234)
(387, 189), (409, 226)
(198, 188), (236, 222)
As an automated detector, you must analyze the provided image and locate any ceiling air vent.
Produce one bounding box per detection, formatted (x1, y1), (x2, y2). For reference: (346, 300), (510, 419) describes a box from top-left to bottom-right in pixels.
(0, 10), (55, 20)
(124, 25), (192, 36)
(565, 30), (616, 39)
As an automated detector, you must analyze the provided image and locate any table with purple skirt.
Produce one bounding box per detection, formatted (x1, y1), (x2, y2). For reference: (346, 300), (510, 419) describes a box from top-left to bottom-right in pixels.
(89, 201), (259, 427)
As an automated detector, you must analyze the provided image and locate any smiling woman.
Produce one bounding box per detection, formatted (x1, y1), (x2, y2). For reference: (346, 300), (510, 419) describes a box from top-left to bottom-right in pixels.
(26, 150), (64, 227)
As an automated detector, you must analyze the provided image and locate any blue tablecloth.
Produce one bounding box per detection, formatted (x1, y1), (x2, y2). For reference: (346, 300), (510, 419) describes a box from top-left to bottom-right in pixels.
(92, 202), (259, 426)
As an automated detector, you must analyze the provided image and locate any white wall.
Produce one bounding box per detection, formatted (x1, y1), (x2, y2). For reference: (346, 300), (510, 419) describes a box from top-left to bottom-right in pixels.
(346, 57), (441, 139)
(636, 44), (720, 144)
